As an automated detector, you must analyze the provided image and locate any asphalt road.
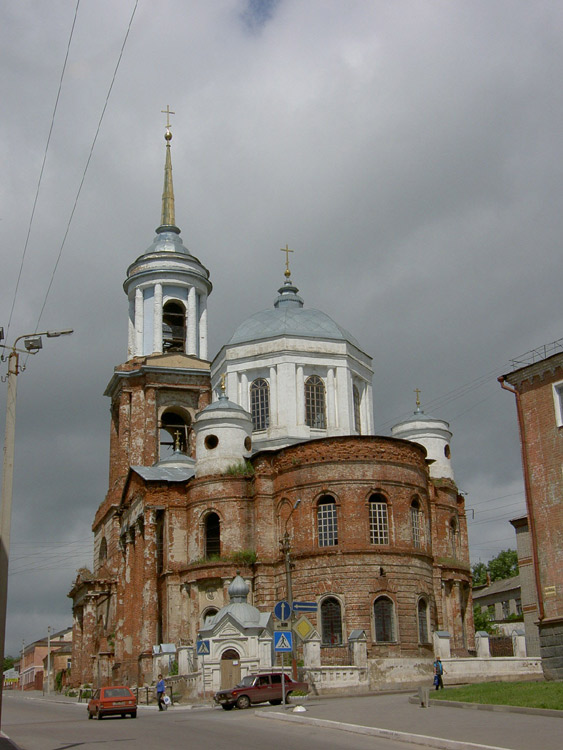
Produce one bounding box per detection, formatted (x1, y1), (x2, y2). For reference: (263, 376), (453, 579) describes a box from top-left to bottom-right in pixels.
(1, 691), (417, 750)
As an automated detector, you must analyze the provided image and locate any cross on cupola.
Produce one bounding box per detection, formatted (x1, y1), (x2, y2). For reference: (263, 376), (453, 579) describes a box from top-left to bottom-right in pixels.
(280, 244), (294, 278)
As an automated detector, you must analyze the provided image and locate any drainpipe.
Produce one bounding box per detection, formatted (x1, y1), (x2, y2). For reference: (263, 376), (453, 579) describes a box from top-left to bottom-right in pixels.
(498, 376), (544, 621)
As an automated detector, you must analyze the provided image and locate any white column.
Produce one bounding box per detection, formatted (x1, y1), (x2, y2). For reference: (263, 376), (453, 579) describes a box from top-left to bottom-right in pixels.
(336, 366), (350, 432)
(187, 286), (197, 355)
(153, 283), (163, 354)
(364, 383), (374, 435)
(199, 294), (208, 361)
(135, 288), (144, 356)
(240, 372), (249, 410)
(296, 365), (305, 425)
(127, 298), (135, 359)
(327, 368), (336, 430)
(269, 366), (277, 427)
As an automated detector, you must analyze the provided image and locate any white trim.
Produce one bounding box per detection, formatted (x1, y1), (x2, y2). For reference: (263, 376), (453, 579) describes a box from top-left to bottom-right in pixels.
(552, 380), (563, 427)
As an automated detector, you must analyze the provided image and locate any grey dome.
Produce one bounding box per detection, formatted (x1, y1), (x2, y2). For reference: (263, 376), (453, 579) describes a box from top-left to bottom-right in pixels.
(199, 392), (250, 417)
(228, 278), (361, 349)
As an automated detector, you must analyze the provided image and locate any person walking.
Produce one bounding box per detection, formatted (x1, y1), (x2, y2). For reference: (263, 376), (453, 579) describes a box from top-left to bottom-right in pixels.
(156, 674), (166, 710)
(433, 657), (445, 690)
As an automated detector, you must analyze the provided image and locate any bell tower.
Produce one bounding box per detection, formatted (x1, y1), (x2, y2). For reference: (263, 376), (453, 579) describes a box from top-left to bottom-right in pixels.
(102, 115), (213, 499)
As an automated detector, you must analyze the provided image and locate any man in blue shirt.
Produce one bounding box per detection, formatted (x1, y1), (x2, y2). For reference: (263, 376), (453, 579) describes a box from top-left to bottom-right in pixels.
(433, 658), (445, 690)
(156, 674), (166, 710)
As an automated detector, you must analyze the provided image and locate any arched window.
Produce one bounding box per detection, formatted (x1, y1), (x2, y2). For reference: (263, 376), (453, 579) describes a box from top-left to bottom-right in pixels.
(353, 385), (361, 434)
(99, 537), (107, 567)
(449, 519), (457, 558)
(374, 597), (395, 642)
(250, 378), (270, 431)
(321, 597), (342, 645)
(205, 512), (220, 559)
(163, 300), (186, 352)
(305, 375), (326, 429)
(202, 608), (218, 626)
(410, 498), (423, 549)
(369, 494), (389, 545)
(159, 410), (190, 458)
(417, 598), (429, 643)
(317, 495), (338, 547)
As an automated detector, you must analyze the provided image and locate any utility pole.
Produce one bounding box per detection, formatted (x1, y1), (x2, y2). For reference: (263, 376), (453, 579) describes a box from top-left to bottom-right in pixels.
(0, 328), (73, 727)
(279, 498), (301, 679)
(46, 626), (51, 695)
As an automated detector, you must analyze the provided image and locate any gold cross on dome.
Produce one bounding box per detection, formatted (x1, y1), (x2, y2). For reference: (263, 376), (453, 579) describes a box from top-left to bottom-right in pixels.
(161, 105), (175, 130)
(280, 244), (294, 278)
(414, 388), (421, 408)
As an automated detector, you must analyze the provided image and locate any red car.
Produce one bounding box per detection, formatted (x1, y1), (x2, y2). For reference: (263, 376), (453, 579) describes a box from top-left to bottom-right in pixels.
(214, 672), (308, 710)
(87, 686), (137, 719)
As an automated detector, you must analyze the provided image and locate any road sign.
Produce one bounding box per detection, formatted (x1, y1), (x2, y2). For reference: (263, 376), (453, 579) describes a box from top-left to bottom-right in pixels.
(274, 600), (292, 621)
(292, 600), (317, 613)
(274, 630), (293, 652)
(196, 639), (210, 655)
(293, 615), (315, 641)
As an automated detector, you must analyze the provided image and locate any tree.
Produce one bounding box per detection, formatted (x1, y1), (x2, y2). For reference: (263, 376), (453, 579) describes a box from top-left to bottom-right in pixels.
(3, 656), (15, 671)
(471, 561), (488, 586)
(473, 605), (499, 635)
(488, 549), (518, 582)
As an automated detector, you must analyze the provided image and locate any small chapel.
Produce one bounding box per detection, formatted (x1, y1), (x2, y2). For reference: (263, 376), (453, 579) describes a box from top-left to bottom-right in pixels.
(69, 121), (474, 691)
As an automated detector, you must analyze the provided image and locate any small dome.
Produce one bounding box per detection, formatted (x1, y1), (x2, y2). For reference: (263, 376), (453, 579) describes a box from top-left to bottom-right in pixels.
(228, 278), (361, 349)
(199, 392), (250, 418)
(228, 573), (250, 602)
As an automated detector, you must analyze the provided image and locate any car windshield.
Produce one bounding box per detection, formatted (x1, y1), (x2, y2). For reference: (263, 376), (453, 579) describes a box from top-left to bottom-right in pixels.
(237, 676), (256, 687)
(104, 688), (132, 698)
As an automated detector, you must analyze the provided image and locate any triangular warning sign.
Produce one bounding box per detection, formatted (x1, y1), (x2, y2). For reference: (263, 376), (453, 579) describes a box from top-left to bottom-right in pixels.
(276, 633), (291, 650)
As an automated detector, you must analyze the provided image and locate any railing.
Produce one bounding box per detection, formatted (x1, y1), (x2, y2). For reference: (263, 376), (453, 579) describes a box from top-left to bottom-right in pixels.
(510, 338), (563, 368)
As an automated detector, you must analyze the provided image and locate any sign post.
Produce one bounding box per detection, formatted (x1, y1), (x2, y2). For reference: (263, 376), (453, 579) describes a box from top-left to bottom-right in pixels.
(274, 630), (293, 705)
(197, 639), (210, 698)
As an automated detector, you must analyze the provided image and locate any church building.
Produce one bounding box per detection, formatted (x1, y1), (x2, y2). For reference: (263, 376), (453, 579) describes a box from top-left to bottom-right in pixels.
(69, 123), (474, 689)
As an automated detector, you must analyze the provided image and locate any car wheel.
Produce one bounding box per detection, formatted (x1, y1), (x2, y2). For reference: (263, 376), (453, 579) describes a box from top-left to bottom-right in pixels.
(221, 704), (233, 711)
(96, 708), (103, 720)
(236, 695), (251, 710)
(269, 699), (282, 705)
(131, 711), (137, 718)
(87, 710), (93, 720)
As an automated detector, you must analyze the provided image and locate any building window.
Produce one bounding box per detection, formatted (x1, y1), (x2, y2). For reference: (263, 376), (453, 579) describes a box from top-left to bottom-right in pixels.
(374, 597), (395, 642)
(353, 385), (361, 434)
(205, 512), (220, 558)
(321, 597), (342, 645)
(417, 598), (429, 643)
(159, 409), (189, 458)
(516, 598), (522, 616)
(162, 300), (186, 352)
(369, 494), (389, 545)
(449, 519), (457, 558)
(99, 537), (107, 566)
(553, 382), (563, 427)
(502, 600), (510, 619)
(410, 499), (423, 549)
(317, 495), (338, 547)
(202, 608), (218, 625)
(250, 378), (270, 431)
(305, 375), (326, 429)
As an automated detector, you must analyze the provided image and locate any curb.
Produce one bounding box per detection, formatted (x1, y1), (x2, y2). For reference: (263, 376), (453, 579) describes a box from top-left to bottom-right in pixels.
(256, 709), (513, 750)
(408, 695), (563, 719)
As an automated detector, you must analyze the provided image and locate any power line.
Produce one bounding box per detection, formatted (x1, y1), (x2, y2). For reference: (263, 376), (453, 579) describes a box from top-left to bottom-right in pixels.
(33, 0), (139, 334)
(4, 0), (81, 345)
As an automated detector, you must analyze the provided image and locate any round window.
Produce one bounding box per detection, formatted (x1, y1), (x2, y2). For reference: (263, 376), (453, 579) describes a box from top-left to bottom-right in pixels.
(205, 434), (219, 450)
(244, 436), (252, 451)
(444, 444), (451, 459)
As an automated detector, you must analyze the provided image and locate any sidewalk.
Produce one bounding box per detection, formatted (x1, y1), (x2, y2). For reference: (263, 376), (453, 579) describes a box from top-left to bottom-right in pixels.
(256, 692), (563, 750)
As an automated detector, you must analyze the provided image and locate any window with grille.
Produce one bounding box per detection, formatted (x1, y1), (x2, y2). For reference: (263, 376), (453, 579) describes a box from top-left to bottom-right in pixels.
(305, 375), (326, 429)
(317, 496), (338, 546)
(410, 500), (422, 548)
(250, 378), (270, 431)
(353, 385), (361, 434)
(374, 597), (395, 642)
(205, 512), (220, 558)
(321, 597), (342, 645)
(417, 599), (429, 643)
(369, 494), (389, 545)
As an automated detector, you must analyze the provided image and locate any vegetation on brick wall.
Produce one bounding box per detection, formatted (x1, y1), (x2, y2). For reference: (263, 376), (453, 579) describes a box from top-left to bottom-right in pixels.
(225, 460), (254, 476)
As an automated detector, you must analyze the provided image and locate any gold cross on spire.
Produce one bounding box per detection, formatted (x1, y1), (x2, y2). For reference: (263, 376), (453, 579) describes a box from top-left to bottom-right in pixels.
(280, 244), (294, 278)
(414, 388), (421, 408)
(161, 105), (175, 130)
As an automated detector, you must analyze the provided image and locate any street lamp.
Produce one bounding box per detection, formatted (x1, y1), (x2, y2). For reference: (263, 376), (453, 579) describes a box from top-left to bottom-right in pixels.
(0, 328), (73, 726)
(279, 498), (301, 678)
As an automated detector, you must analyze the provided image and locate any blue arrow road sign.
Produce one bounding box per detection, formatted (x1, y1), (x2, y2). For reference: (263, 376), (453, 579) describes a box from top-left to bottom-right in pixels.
(196, 639), (210, 656)
(293, 601), (317, 612)
(274, 600), (292, 621)
(274, 630), (293, 652)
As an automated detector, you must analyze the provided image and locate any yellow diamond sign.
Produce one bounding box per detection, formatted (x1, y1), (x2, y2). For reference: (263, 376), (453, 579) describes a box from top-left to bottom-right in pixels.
(294, 615), (314, 641)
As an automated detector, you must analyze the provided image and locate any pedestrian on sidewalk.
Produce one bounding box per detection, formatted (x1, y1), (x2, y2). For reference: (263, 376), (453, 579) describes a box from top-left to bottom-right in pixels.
(433, 657), (445, 690)
(156, 674), (166, 710)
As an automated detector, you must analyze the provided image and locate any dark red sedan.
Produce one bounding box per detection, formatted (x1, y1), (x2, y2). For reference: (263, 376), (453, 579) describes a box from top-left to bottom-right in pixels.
(214, 672), (308, 710)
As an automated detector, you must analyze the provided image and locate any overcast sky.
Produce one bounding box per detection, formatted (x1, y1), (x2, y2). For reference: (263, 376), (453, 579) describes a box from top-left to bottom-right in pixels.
(1, 0), (561, 657)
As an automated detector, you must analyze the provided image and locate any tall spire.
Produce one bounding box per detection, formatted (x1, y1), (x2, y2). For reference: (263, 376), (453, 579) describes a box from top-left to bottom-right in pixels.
(158, 105), (178, 233)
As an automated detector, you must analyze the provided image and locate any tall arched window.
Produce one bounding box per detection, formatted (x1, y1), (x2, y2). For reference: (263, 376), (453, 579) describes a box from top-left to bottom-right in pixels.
(449, 519), (458, 558)
(99, 537), (108, 567)
(417, 598), (429, 643)
(317, 495), (338, 547)
(374, 596), (395, 642)
(159, 409), (190, 458)
(205, 512), (220, 558)
(321, 597), (342, 645)
(410, 498), (423, 549)
(353, 385), (361, 434)
(250, 378), (270, 431)
(305, 375), (326, 429)
(163, 300), (186, 352)
(369, 494), (389, 545)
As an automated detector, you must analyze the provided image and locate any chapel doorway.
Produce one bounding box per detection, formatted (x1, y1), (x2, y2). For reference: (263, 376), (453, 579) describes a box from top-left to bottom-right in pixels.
(220, 649), (241, 689)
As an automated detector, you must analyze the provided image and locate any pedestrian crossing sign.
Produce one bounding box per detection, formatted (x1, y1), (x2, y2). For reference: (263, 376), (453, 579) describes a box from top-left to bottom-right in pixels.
(274, 630), (293, 652)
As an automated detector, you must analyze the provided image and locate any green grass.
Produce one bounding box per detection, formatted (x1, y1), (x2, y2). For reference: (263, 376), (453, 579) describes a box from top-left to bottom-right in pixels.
(433, 680), (563, 710)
